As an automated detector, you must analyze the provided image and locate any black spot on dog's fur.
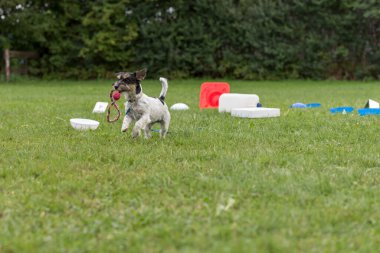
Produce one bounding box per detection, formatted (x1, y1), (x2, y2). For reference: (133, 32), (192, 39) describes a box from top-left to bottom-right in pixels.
(159, 96), (165, 104)
(136, 83), (142, 94)
(123, 75), (139, 85)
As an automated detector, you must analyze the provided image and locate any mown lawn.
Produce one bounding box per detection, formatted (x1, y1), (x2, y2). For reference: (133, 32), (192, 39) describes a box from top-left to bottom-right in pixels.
(0, 79), (379, 252)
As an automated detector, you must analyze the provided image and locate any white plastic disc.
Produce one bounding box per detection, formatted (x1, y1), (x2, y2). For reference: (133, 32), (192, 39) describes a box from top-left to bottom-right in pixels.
(70, 118), (100, 130)
(231, 108), (280, 118)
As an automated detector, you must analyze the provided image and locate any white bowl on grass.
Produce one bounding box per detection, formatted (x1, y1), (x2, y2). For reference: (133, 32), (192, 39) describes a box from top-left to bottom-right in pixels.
(70, 118), (99, 130)
(170, 103), (189, 110)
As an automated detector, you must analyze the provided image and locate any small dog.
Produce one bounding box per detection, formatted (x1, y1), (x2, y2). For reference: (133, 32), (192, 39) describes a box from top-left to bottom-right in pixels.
(113, 69), (170, 138)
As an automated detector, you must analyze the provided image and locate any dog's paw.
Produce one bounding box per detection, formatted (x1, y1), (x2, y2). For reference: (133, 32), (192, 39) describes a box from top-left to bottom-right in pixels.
(121, 127), (128, 133)
(132, 129), (140, 138)
(144, 133), (152, 139)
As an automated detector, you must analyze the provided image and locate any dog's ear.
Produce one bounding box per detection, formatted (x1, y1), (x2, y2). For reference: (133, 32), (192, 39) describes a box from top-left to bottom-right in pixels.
(135, 68), (147, 81)
(115, 72), (123, 79)
(115, 72), (130, 79)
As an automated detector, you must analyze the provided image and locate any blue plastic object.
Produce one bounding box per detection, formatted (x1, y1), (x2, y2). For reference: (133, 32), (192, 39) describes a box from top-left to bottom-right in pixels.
(306, 103), (321, 108)
(330, 107), (354, 114)
(358, 108), (380, 116)
(257, 102), (262, 107)
(290, 102), (306, 108)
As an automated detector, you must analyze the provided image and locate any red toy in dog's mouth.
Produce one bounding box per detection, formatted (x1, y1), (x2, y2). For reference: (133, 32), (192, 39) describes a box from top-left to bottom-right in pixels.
(113, 91), (121, 100)
(107, 89), (121, 123)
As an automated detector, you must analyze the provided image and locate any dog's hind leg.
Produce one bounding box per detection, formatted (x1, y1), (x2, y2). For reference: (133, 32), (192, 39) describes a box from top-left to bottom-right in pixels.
(143, 122), (154, 139)
(160, 120), (170, 138)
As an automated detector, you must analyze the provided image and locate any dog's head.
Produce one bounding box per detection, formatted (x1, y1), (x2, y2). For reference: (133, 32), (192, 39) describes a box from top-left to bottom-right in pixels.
(113, 68), (147, 95)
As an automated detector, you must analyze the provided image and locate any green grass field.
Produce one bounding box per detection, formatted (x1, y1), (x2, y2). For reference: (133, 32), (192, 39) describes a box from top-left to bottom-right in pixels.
(0, 79), (379, 252)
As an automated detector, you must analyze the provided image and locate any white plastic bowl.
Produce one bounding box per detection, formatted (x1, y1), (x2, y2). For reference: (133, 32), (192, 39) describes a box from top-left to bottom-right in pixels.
(170, 103), (189, 110)
(70, 118), (99, 130)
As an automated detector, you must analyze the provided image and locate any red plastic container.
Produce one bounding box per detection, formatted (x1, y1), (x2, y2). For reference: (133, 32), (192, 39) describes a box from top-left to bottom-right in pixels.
(199, 82), (230, 109)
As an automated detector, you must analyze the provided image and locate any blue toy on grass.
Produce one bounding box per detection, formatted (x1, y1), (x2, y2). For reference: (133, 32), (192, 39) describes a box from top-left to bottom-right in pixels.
(306, 103), (321, 108)
(358, 108), (380, 116)
(330, 107), (354, 114)
(290, 103), (306, 108)
(290, 102), (321, 108)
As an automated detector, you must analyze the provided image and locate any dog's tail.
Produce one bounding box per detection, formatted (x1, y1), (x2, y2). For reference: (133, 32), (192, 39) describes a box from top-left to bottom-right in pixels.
(159, 77), (168, 102)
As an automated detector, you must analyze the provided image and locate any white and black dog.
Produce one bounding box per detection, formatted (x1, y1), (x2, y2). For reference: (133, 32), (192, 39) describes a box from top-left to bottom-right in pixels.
(113, 69), (170, 138)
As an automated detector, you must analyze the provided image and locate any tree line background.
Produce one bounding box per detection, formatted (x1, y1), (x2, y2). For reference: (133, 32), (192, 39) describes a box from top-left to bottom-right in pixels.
(0, 0), (379, 80)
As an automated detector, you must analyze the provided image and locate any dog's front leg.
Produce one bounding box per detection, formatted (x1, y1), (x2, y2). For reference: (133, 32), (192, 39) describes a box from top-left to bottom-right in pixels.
(132, 114), (150, 138)
(121, 115), (133, 132)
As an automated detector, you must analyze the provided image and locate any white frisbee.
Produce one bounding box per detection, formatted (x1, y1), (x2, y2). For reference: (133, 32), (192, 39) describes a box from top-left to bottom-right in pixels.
(70, 118), (100, 130)
(231, 108), (280, 118)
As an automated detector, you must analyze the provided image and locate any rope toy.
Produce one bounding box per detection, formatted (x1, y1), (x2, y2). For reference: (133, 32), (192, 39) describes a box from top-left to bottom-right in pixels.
(106, 89), (121, 123)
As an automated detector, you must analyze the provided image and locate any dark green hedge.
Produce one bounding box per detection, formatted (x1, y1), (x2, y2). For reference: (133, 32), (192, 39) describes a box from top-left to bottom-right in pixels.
(1, 0), (379, 80)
